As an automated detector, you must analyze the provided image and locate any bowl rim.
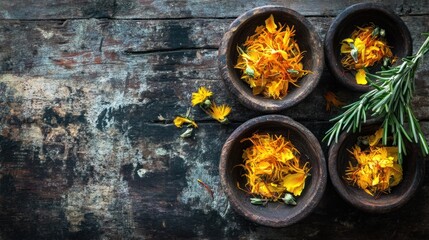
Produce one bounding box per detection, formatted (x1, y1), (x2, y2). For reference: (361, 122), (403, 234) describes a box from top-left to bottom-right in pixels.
(324, 2), (412, 92)
(327, 123), (425, 213)
(219, 114), (327, 227)
(218, 5), (324, 112)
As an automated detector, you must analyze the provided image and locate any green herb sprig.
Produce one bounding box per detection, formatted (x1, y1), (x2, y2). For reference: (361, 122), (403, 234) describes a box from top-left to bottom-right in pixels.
(324, 34), (429, 164)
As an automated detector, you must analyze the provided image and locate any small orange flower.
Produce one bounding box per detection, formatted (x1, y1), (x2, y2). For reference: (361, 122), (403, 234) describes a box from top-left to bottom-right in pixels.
(191, 87), (213, 106)
(324, 91), (345, 111)
(173, 116), (198, 128)
(208, 103), (231, 123)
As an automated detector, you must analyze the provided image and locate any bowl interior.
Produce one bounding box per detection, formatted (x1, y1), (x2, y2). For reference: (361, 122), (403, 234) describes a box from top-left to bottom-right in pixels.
(223, 7), (322, 110)
(329, 124), (424, 212)
(221, 116), (326, 226)
(326, 4), (412, 91)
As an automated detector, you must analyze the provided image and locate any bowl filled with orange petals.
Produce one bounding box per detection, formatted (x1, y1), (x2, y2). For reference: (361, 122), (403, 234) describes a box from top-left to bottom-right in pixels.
(328, 123), (425, 213)
(219, 115), (327, 227)
(324, 3), (412, 92)
(218, 5), (324, 112)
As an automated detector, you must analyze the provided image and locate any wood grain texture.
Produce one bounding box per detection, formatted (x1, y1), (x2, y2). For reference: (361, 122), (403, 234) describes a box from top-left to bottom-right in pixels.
(1, 0), (429, 19)
(1, 1), (429, 239)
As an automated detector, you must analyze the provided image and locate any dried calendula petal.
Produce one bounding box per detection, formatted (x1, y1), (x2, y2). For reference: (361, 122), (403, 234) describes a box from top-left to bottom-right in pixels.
(174, 116), (198, 128)
(237, 133), (311, 203)
(369, 128), (383, 146)
(265, 14), (277, 33)
(355, 69), (367, 85)
(324, 91), (345, 111)
(282, 172), (307, 197)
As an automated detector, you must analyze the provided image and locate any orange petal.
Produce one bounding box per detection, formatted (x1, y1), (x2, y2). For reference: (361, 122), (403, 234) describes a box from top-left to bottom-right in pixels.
(355, 69), (367, 85)
(282, 172), (307, 196)
(265, 14), (277, 34)
(369, 128), (384, 146)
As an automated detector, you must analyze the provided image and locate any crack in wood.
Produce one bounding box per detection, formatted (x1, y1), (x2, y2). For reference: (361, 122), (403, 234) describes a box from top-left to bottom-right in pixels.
(123, 47), (218, 55)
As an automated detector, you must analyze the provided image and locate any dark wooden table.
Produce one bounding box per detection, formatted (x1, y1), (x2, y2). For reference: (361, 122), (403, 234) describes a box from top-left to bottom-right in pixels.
(1, 1), (429, 239)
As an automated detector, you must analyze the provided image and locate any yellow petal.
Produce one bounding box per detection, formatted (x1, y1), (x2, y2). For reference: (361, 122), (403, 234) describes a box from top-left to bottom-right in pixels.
(255, 161), (273, 175)
(282, 172), (307, 196)
(354, 37), (365, 52)
(257, 183), (272, 198)
(265, 14), (277, 33)
(369, 128), (384, 146)
(342, 38), (354, 44)
(280, 149), (295, 163)
(173, 116), (198, 128)
(355, 69), (367, 85)
(173, 117), (185, 128)
(372, 175), (379, 186)
(386, 147), (399, 162)
(389, 163), (403, 186)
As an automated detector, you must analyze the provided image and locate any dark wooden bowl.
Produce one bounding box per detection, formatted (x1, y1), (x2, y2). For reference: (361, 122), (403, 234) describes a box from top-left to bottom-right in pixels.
(218, 6), (324, 112)
(328, 124), (425, 213)
(219, 115), (327, 227)
(324, 3), (412, 92)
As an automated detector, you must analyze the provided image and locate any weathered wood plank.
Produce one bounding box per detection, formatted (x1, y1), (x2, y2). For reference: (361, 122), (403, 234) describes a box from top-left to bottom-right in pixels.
(0, 0), (116, 20)
(2, 118), (429, 238)
(2, 1), (429, 239)
(114, 0), (429, 19)
(1, 16), (428, 124)
(120, 121), (429, 238)
(1, 0), (428, 19)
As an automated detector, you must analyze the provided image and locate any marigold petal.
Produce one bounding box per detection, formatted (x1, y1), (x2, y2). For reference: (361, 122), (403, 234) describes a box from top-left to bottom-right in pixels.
(173, 116), (198, 128)
(355, 69), (367, 85)
(369, 128), (384, 146)
(265, 14), (277, 33)
(342, 38), (354, 44)
(354, 37), (365, 52)
(282, 172), (307, 196)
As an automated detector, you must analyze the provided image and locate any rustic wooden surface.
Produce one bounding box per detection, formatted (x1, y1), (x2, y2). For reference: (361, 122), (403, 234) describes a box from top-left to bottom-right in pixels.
(0, 0), (429, 239)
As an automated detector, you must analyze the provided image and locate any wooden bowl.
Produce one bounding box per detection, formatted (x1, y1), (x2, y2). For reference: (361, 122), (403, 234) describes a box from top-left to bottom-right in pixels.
(328, 124), (425, 213)
(324, 3), (412, 92)
(218, 6), (324, 112)
(219, 115), (327, 227)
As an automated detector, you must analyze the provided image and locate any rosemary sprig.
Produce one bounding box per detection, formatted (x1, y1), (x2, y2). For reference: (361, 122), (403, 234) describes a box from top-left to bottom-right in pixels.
(324, 34), (429, 164)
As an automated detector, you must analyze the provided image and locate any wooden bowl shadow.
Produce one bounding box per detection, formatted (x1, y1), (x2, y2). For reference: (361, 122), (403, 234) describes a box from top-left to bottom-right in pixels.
(219, 115), (327, 227)
(324, 3), (412, 92)
(328, 124), (425, 213)
(218, 5), (324, 112)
